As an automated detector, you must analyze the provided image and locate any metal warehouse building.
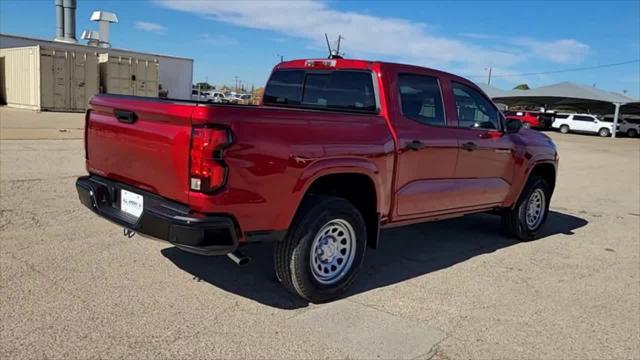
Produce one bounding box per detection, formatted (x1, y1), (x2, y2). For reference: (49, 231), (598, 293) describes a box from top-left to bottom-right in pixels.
(0, 33), (193, 112)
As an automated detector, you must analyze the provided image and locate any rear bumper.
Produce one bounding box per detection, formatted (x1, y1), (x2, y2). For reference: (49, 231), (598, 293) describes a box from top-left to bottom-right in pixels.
(76, 176), (238, 255)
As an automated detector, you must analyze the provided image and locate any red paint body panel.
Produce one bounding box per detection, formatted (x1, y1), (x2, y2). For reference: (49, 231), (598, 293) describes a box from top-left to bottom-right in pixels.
(87, 97), (194, 204)
(84, 58), (558, 241)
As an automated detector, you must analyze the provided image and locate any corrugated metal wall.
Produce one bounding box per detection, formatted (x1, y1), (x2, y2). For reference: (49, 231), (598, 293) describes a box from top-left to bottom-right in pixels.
(0, 45), (99, 111)
(99, 53), (159, 97)
(39, 47), (99, 111)
(1, 34), (193, 100)
(0, 46), (41, 110)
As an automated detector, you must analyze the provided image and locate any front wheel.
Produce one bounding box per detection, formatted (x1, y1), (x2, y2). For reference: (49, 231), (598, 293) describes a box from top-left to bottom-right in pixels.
(598, 128), (611, 137)
(502, 175), (551, 241)
(627, 129), (638, 138)
(274, 195), (366, 302)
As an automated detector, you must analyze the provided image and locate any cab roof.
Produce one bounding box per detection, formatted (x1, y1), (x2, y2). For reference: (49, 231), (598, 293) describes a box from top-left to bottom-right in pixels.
(274, 58), (475, 86)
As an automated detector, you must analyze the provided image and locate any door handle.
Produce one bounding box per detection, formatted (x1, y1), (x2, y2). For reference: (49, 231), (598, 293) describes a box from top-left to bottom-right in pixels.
(462, 142), (478, 151)
(114, 109), (137, 124)
(405, 140), (426, 151)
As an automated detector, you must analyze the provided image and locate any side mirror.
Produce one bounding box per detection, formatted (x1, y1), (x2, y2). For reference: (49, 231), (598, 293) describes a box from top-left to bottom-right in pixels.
(505, 118), (522, 134)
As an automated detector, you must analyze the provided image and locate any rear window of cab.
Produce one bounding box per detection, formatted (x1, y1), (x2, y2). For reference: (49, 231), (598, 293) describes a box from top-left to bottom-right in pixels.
(263, 70), (377, 113)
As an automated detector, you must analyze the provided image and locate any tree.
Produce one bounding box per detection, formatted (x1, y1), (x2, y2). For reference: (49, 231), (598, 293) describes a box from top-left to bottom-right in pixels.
(513, 84), (530, 90)
(194, 82), (213, 90)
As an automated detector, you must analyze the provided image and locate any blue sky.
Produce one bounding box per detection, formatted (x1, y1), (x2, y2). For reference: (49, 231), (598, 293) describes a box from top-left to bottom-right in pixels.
(1, 0), (639, 97)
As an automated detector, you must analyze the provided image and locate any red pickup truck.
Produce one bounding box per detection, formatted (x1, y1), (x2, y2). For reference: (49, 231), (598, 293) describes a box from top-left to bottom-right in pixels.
(76, 58), (558, 302)
(503, 110), (554, 129)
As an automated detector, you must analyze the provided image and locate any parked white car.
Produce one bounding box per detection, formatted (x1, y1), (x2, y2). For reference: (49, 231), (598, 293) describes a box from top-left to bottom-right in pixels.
(601, 115), (640, 137)
(552, 113), (618, 137)
(191, 89), (208, 101)
(191, 90), (227, 103)
(228, 93), (252, 104)
(205, 91), (227, 103)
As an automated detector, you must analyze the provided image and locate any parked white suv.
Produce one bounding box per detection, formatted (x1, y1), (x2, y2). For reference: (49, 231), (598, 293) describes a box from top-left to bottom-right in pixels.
(552, 113), (617, 137)
(601, 115), (640, 137)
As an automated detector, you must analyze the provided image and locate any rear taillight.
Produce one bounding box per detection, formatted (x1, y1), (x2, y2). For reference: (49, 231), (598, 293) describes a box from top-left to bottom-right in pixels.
(189, 127), (231, 193)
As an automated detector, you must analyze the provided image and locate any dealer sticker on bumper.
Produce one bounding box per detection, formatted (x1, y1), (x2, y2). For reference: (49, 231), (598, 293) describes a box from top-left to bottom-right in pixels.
(121, 189), (143, 218)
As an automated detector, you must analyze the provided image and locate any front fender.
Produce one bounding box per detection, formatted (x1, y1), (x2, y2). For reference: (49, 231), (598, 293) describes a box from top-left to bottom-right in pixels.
(504, 154), (557, 208)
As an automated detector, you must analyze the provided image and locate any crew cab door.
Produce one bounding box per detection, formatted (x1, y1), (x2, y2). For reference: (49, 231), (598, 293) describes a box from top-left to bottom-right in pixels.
(391, 72), (460, 218)
(448, 82), (514, 208)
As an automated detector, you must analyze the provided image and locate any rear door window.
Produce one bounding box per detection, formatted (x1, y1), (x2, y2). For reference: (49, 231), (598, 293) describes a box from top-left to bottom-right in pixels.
(397, 74), (445, 126)
(264, 70), (376, 112)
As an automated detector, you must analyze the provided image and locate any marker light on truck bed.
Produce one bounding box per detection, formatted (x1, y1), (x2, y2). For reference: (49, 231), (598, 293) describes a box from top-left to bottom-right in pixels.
(189, 128), (230, 192)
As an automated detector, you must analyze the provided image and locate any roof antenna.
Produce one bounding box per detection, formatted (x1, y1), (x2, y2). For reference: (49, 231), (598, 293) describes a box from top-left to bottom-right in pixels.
(325, 33), (333, 56)
(324, 33), (344, 59)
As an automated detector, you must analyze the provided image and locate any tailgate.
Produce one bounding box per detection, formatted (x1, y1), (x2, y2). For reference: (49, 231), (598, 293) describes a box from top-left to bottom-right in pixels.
(86, 95), (195, 205)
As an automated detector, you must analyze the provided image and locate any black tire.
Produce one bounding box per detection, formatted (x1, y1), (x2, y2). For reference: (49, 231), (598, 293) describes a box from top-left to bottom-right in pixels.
(627, 129), (638, 138)
(598, 128), (610, 137)
(274, 195), (366, 303)
(502, 175), (551, 241)
(559, 125), (570, 134)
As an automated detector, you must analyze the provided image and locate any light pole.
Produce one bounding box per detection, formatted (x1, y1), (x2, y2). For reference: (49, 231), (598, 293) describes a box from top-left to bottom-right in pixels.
(485, 67), (492, 85)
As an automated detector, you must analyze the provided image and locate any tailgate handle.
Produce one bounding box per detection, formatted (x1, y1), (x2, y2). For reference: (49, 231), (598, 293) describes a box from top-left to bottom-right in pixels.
(114, 109), (137, 124)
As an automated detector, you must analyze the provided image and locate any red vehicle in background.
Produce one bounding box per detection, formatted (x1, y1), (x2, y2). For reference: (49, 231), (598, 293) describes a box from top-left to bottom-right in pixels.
(76, 58), (559, 302)
(503, 110), (554, 129)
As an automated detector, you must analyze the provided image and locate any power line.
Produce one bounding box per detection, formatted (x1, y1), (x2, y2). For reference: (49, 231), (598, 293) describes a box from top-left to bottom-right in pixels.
(465, 59), (640, 78)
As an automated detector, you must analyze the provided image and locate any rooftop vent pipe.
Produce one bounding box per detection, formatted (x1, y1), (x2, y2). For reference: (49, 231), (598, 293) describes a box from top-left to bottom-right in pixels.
(81, 30), (101, 47)
(54, 0), (65, 41)
(89, 11), (118, 48)
(62, 0), (77, 43)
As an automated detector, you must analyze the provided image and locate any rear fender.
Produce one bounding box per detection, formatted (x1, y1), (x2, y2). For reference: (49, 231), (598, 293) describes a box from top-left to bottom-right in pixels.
(275, 158), (384, 230)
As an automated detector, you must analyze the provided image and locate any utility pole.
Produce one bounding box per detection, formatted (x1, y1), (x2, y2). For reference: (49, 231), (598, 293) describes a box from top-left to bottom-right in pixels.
(234, 76), (239, 92)
(277, 54), (284, 63)
(486, 67), (492, 85)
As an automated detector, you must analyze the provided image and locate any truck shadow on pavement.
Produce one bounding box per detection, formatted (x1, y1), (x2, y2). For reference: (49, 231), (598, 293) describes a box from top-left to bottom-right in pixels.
(161, 211), (587, 310)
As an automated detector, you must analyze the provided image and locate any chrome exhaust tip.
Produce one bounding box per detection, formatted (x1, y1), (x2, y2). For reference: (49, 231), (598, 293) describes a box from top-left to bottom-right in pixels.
(227, 250), (250, 266)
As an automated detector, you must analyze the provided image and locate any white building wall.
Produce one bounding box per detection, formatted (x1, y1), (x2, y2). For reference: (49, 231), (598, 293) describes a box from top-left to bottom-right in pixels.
(0, 34), (193, 100)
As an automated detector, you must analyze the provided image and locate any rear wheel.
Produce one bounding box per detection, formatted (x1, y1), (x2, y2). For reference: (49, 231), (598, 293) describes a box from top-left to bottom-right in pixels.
(598, 128), (610, 137)
(502, 175), (551, 241)
(627, 129), (638, 138)
(559, 125), (570, 134)
(274, 195), (366, 302)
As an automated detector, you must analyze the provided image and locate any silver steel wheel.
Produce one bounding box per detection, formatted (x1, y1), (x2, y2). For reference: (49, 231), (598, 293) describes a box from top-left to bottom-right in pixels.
(310, 219), (356, 285)
(525, 188), (546, 230)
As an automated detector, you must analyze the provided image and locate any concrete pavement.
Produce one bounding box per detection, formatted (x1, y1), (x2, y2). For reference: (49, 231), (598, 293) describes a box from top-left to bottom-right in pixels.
(1, 108), (638, 359)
